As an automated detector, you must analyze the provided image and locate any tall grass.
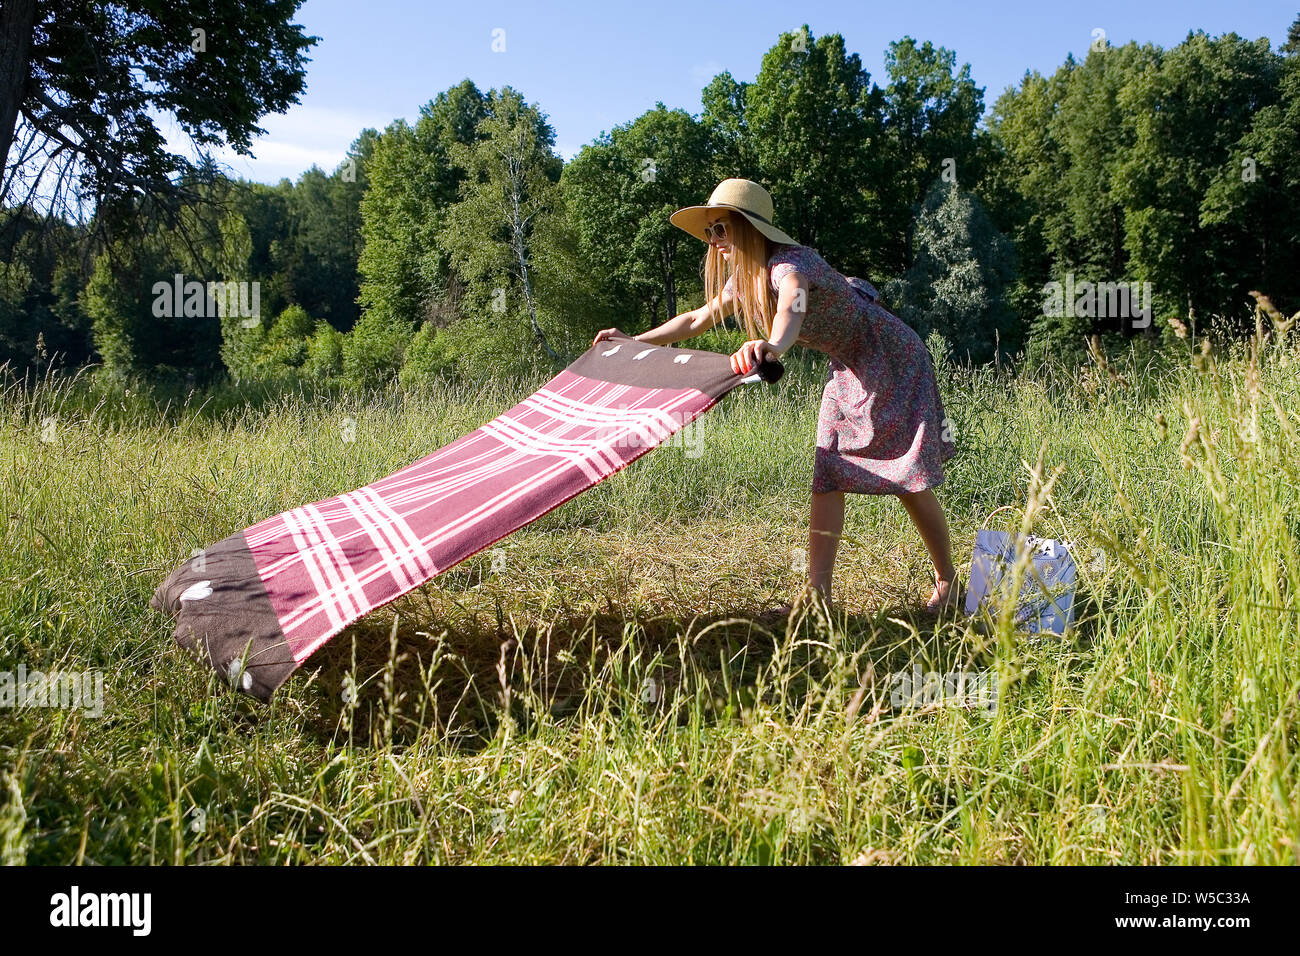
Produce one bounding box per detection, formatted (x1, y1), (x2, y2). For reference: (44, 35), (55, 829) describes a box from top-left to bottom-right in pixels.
(0, 312), (1296, 864)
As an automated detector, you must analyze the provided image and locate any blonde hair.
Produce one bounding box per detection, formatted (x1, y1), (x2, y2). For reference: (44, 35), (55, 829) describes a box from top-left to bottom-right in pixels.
(700, 212), (783, 341)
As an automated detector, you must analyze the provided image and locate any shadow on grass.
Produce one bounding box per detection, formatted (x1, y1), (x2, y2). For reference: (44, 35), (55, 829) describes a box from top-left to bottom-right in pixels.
(285, 591), (992, 751)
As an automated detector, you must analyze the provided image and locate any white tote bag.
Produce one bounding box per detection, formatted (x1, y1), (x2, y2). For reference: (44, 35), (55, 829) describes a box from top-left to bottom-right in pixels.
(964, 530), (1079, 635)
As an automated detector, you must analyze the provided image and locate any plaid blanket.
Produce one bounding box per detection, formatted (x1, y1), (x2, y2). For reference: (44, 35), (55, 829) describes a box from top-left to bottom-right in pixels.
(150, 341), (781, 700)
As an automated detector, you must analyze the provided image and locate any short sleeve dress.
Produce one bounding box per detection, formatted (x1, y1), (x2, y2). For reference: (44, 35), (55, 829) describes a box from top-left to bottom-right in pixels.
(746, 243), (956, 495)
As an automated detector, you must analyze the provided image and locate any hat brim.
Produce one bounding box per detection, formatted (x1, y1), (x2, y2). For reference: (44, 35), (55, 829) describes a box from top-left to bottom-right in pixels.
(670, 204), (799, 246)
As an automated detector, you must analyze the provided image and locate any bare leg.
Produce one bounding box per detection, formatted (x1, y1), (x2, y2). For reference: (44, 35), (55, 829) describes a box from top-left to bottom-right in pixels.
(896, 489), (958, 608)
(808, 490), (845, 604)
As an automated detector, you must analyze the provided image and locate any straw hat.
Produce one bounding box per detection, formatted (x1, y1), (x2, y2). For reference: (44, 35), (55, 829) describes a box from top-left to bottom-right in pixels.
(670, 178), (799, 246)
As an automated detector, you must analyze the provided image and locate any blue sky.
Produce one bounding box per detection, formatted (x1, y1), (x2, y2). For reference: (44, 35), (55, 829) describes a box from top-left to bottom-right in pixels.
(203, 0), (1297, 184)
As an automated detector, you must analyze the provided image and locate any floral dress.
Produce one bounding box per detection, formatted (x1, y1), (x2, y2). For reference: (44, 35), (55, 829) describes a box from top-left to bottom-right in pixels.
(728, 243), (955, 495)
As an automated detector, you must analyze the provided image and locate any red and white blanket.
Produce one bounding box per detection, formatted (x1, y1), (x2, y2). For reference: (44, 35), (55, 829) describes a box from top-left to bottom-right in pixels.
(151, 341), (780, 699)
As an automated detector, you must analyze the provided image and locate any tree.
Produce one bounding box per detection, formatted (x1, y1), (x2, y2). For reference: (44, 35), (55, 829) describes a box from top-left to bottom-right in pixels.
(743, 26), (883, 278)
(1199, 41), (1300, 321)
(988, 43), (1159, 354)
(234, 178), (294, 320)
(886, 181), (1016, 364)
(83, 227), (227, 383)
(1284, 13), (1300, 56)
(526, 194), (623, 354)
(986, 31), (1297, 355)
(0, 209), (90, 373)
(81, 174), (250, 383)
(287, 130), (375, 331)
(876, 37), (985, 277)
(239, 129), (376, 333)
(1117, 32), (1288, 331)
(2, 1), (315, 237)
(700, 72), (755, 182)
(442, 86), (564, 362)
(562, 103), (715, 325)
(357, 81), (488, 334)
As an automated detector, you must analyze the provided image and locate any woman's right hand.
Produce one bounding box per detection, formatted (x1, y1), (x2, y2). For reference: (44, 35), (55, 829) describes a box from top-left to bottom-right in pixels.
(593, 328), (633, 346)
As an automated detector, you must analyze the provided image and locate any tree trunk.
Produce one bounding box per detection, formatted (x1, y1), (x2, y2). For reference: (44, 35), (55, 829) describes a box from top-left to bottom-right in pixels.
(515, 232), (560, 363)
(0, 0), (37, 176)
(663, 237), (677, 319)
(506, 172), (561, 364)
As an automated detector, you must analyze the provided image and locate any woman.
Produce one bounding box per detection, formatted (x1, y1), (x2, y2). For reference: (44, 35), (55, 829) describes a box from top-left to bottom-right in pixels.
(593, 178), (959, 613)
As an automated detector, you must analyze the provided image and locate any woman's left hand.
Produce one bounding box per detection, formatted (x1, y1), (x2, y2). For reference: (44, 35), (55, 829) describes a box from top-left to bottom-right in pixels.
(730, 339), (780, 375)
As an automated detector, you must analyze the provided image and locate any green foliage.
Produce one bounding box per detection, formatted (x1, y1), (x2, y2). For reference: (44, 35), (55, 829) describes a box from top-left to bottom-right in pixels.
(3, 0), (316, 233)
(341, 309), (411, 387)
(528, 196), (622, 352)
(9, 21), (1300, 391)
(271, 303), (314, 342)
(216, 314), (265, 387)
(397, 321), (444, 387)
(399, 310), (540, 386)
(233, 132), (375, 333)
(876, 37), (986, 277)
(441, 86), (564, 363)
(357, 81), (489, 334)
(1117, 32), (1299, 333)
(887, 181), (1017, 364)
(79, 178), (250, 382)
(250, 305), (316, 374)
(989, 31), (1300, 357)
(0, 258), (36, 371)
(303, 321), (345, 381)
(217, 302), (326, 387)
(0, 214), (92, 374)
(744, 26), (883, 278)
(700, 71), (754, 179)
(81, 251), (135, 381)
(84, 243), (224, 383)
(563, 104), (715, 326)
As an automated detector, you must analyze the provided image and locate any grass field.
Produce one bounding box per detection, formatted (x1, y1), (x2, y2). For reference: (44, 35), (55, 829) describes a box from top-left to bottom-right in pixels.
(1, 312), (1298, 865)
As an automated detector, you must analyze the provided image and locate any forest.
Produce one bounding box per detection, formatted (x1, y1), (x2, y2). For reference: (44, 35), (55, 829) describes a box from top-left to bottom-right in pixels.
(4, 17), (1298, 392)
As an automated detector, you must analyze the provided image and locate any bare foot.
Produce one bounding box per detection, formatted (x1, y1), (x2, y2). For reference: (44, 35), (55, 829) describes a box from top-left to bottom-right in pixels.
(757, 602), (793, 626)
(806, 587), (835, 618)
(760, 587), (835, 624)
(925, 573), (961, 613)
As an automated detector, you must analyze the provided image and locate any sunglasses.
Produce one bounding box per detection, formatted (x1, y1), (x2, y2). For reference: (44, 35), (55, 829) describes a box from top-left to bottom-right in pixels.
(704, 218), (729, 243)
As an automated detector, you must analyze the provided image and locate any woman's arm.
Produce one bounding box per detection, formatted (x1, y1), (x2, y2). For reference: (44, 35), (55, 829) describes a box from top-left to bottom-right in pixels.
(731, 271), (807, 374)
(628, 309), (698, 346)
(638, 283), (738, 344)
(593, 284), (736, 346)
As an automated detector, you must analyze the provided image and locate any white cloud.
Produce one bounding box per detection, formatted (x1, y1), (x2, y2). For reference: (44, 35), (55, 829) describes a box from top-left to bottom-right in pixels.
(161, 104), (393, 184)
